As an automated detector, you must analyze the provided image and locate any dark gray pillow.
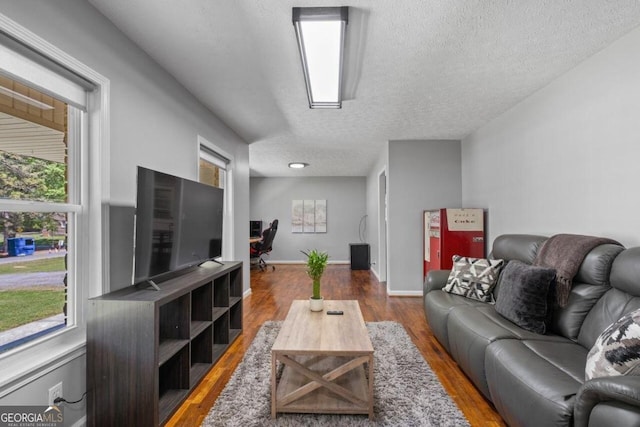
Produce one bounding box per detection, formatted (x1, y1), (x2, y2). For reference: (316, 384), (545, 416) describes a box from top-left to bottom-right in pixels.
(495, 260), (556, 334)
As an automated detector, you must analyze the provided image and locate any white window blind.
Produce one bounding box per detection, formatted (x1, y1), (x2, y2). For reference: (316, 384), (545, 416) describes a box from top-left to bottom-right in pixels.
(0, 31), (94, 109)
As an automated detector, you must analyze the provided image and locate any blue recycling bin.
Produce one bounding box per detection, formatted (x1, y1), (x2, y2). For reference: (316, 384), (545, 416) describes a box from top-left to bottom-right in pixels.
(7, 237), (36, 256)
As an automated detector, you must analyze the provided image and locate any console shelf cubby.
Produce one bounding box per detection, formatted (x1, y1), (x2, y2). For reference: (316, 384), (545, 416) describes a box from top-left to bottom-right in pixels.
(87, 261), (243, 426)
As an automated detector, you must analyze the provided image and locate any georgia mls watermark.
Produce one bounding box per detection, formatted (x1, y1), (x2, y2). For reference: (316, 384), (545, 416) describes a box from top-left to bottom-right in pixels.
(0, 405), (64, 427)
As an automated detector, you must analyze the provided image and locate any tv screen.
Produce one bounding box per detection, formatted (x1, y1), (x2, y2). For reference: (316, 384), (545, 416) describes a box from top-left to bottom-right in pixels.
(133, 166), (224, 284)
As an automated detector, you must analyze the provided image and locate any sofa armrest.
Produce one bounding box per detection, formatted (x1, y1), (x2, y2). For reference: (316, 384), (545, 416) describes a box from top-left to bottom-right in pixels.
(423, 269), (450, 294)
(575, 376), (640, 427)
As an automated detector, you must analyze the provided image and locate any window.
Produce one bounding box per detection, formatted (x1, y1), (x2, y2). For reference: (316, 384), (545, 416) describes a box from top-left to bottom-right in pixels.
(198, 137), (233, 260)
(0, 75), (78, 353)
(0, 15), (109, 388)
(199, 145), (227, 189)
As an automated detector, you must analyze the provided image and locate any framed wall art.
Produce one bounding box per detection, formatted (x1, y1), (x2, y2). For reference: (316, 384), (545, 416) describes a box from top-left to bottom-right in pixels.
(292, 199), (327, 233)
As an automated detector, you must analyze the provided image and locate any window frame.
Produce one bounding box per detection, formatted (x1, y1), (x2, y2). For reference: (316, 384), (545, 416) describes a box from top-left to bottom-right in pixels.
(199, 147), (227, 189)
(0, 13), (110, 393)
(197, 136), (234, 261)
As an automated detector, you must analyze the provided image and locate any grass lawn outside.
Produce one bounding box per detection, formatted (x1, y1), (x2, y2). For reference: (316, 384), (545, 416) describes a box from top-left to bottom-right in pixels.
(0, 255), (66, 333)
(0, 286), (65, 331)
(0, 256), (65, 275)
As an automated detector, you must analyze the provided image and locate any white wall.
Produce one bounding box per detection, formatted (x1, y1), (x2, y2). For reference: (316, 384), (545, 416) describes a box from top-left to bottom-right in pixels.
(386, 140), (462, 294)
(250, 177), (366, 262)
(0, 0), (249, 423)
(462, 25), (640, 248)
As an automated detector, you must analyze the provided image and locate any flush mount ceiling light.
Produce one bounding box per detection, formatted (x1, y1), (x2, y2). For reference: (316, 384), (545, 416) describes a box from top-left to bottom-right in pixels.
(292, 7), (348, 109)
(288, 162), (309, 169)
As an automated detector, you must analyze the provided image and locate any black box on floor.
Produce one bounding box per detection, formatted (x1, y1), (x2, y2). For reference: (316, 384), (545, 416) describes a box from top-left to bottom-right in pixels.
(350, 243), (370, 270)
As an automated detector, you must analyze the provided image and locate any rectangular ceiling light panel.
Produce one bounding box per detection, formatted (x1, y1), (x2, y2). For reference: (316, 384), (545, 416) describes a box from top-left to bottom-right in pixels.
(293, 7), (348, 109)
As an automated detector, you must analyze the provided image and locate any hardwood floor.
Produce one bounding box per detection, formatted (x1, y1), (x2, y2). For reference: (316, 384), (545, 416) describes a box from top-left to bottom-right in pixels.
(166, 264), (506, 426)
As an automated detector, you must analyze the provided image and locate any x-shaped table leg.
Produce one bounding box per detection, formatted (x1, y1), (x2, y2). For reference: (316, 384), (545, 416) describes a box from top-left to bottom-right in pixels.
(277, 354), (370, 408)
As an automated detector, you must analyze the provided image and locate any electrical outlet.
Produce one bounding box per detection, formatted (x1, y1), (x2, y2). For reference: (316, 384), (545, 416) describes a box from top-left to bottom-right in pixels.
(48, 382), (63, 405)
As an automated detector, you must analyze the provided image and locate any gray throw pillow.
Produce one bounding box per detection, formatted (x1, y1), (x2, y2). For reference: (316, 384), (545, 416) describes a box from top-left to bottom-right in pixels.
(495, 260), (556, 334)
(585, 307), (640, 380)
(443, 255), (505, 303)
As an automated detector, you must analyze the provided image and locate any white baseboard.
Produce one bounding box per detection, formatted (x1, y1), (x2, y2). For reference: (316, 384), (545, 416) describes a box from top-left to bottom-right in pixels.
(243, 288), (252, 298)
(266, 260), (350, 265)
(387, 290), (423, 297)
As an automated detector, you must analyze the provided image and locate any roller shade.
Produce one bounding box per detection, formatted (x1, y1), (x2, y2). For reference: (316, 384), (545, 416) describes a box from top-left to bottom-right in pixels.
(0, 31), (94, 110)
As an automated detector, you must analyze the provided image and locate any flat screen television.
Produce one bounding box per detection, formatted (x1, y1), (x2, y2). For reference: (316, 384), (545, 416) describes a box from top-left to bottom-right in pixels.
(133, 166), (224, 285)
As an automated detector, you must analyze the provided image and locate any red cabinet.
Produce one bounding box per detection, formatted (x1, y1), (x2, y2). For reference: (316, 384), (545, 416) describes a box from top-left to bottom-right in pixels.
(423, 208), (485, 279)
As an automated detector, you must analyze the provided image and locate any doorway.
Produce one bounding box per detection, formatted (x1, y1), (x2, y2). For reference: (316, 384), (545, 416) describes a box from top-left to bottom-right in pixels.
(378, 169), (387, 283)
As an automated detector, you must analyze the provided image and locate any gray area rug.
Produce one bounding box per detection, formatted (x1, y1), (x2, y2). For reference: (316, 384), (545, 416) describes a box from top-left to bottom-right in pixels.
(202, 321), (470, 426)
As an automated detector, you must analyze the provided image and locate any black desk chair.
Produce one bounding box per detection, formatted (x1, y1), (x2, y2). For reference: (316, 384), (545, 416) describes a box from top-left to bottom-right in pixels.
(250, 219), (278, 271)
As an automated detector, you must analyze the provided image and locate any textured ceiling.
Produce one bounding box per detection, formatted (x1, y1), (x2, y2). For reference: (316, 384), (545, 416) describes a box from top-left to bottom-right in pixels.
(87, 0), (640, 177)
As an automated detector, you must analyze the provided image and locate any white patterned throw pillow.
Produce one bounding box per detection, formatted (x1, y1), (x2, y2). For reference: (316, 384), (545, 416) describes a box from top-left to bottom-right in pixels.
(586, 307), (640, 381)
(443, 255), (505, 303)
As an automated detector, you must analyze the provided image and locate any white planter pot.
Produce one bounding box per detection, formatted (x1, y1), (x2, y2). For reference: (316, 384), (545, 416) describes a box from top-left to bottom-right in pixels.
(309, 297), (324, 312)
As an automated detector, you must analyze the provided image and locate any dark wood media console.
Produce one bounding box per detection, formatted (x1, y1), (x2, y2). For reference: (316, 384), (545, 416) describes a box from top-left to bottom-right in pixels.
(87, 261), (243, 426)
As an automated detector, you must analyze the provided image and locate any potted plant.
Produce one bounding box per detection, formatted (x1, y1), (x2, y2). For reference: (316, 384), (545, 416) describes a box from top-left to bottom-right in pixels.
(302, 249), (329, 311)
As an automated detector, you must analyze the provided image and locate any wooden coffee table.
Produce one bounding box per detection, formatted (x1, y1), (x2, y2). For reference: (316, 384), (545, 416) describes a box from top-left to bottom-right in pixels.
(271, 300), (374, 419)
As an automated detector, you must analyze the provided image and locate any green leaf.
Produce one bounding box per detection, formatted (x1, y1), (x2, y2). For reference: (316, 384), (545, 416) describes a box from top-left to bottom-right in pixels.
(301, 249), (329, 299)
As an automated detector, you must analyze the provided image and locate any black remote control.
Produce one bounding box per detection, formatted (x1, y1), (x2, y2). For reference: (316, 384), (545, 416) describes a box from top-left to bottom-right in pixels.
(326, 310), (344, 315)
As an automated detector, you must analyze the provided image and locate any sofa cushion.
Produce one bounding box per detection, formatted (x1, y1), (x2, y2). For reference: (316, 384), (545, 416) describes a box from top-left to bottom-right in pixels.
(447, 307), (516, 399)
(475, 305), (568, 342)
(446, 305), (567, 399)
(574, 244), (625, 286)
(577, 247), (640, 349)
(609, 247), (640, 297)
(490, 234), (547, 264)
(423, 269), (453, 293)
(485, 339), (587, 427)
(495, 260), (556, 334)
(578, 289), (640, 350)
(549, 243), (624, 340)
(443, 255), (504, 302)
(423, 290), (485, 352)
(586, 307), (640, 380)
(550, 283), (611, 341)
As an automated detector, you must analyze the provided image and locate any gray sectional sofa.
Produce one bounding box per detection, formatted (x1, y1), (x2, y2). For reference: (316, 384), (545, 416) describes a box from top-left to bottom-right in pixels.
(423, 234), (640, 427)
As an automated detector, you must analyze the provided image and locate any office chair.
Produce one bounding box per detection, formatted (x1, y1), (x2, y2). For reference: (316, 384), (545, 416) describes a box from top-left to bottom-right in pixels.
(250, 219), (278, 271)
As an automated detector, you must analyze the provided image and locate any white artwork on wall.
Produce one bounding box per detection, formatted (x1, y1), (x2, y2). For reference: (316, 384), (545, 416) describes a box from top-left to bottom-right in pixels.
(303, 200), (315, 233)
(292, 199), (327, 233)
(291, 200), (304, 233)
(315, 199), (327, 233)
